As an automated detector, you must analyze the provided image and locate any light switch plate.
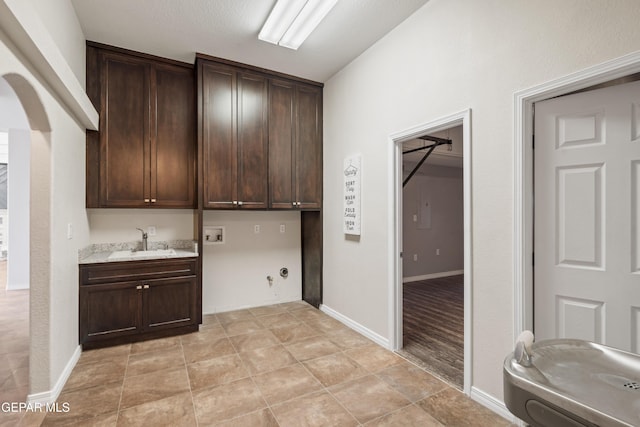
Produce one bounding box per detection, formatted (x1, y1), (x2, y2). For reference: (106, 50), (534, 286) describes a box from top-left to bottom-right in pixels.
(148, 226), (156, 236)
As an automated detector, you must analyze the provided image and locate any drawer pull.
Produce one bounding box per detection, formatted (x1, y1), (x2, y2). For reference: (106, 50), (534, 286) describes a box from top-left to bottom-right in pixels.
(232, 201), (238, 205)
(136, 285), (142, 290)
(143, 284), (150, 289)
(151, 199), (156, 203)
(144, 199), (150, 203)
(238, 201), (243, 206)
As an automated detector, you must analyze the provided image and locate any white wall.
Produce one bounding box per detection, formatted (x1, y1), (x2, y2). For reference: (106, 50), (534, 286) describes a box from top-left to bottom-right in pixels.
(322, 0), (640, 402)
(402, 166), (463, 279)
(87, 209), (195, 244)
(7, 129), (30, 290)
(28, 0), (86, 87)
(202, 211), (302, 313)
(0, 0), (90, 398)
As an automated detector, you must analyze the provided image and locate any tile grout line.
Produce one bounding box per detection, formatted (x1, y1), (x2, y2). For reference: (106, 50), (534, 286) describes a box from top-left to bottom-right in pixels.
(114, 344), (132, 426)
(179, 334), (200, 427)
(218, 310), (282, 426)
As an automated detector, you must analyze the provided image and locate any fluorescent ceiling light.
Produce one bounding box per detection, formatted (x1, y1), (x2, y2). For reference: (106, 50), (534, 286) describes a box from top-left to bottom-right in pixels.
(259, 0), (338, 50)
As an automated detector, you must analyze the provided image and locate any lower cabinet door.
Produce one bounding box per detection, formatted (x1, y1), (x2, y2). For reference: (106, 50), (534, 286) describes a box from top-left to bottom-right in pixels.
(143, 276), (197, 331)
(80, 281), (142, 343)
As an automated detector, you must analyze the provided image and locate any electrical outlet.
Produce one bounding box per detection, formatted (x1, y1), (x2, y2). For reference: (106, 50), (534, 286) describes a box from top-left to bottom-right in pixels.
(254, 224), (260, 234)
(413, 254), (418, 261)
(413, 214), (417, 222)
(280, 224), (286, 233)
(436, 249), (440, 256)
(67, 223), (73, 240)
(148, 226), (156, 236)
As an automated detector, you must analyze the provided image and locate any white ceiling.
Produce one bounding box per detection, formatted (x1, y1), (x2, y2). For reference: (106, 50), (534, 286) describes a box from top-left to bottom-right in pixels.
(70, 0), (429, 83)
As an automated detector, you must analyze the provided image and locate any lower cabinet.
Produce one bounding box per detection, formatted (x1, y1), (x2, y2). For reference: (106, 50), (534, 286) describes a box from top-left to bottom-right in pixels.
(80, 258), (198, 349)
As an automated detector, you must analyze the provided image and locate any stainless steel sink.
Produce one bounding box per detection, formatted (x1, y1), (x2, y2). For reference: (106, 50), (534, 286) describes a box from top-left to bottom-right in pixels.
(504, 338), (640, 426)
(107, 249), (176, 261)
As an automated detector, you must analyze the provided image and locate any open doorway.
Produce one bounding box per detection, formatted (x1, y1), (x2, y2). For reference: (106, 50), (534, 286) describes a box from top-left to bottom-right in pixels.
(398, 126), (464, 388)
(0, 76), (32, 404)
(389, 110), (472, 394)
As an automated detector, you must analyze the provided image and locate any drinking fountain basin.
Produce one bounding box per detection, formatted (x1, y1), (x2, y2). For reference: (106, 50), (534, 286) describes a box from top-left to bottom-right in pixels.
(504, 338), (640, 426)
(107, 249), (176, 261)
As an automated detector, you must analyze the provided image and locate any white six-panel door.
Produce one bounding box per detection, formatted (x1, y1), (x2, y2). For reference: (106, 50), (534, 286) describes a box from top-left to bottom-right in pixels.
(534, 80), (640, 352)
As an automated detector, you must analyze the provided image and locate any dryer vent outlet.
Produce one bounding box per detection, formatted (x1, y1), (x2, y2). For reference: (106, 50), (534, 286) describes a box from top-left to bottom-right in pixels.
(280, 268), (288, 278)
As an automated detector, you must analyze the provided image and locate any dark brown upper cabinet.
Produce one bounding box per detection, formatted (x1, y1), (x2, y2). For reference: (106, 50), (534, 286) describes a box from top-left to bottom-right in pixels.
(269, 79), (322, 210)
(86, 43), (196, 208)
(199, 61), (268, 209)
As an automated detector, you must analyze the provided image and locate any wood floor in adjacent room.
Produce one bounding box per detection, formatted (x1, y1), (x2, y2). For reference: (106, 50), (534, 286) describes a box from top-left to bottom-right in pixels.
(399, 274), (464, 389)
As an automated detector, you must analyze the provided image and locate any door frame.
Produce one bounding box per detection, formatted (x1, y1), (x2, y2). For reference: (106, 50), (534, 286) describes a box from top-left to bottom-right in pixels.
(513, 51), (640, 341)
(388, 109), (472, 394)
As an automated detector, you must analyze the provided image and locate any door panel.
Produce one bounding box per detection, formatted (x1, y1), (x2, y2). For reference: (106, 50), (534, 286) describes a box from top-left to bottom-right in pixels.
(153, 64), (196, 207)
(556, 164), (604, 269)
(81, 281), (142, 341)
(144, 277), (196, 331)
(202, 63), (237, 208)
(296, 85), (322, 209)
(633, 160), (640, 273)
(100, 53), (150, 207)
(237, 72), (268, 208)
(556, 296), (604, 342)
(535, 80), (640, 352)
(269, 79), (295, 209)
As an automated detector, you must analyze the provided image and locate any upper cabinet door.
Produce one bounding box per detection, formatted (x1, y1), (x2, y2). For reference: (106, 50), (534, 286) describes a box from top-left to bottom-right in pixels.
(237, 72), (268, 209)
(201, 63), (237, 209)
(100, 52), (150, 207)
(295, 84), (322, 209)
(197, 55), (322, 211)
(86, 44), (196, 209)
(152, 64), (196, 208)
(268, 79), (296, 209)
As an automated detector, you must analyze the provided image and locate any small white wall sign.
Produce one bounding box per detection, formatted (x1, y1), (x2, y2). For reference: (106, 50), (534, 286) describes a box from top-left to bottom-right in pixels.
(343, 155), (361, 235)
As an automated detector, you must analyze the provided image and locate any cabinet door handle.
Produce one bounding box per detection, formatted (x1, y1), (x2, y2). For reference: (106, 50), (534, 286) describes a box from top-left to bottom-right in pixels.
(136, 285), (142, 290)
(144, 199), (150, 203)
(151, 199), (156, 203)
(238, 201), (243, 206)
(232, 201), (238, 205)
(292, 202), (297, 207)
(296, 202), (301, 206)
(143, 284), (150, 289)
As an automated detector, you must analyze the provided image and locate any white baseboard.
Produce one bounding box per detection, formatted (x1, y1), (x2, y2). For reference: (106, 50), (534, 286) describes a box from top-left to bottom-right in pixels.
(470, 386), (524, 425)
(28, 345), (81, 405)
(319, 304), (389, 349)
(403, 269), (464, 283)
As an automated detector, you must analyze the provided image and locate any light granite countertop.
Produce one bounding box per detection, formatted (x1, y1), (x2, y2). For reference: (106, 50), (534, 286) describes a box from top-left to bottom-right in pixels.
(79, 240), (198, 264)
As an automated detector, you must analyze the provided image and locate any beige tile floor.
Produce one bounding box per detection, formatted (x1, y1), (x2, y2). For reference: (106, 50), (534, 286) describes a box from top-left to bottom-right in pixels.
(0, 259), (30, 410)
(2, 299), (514, 426)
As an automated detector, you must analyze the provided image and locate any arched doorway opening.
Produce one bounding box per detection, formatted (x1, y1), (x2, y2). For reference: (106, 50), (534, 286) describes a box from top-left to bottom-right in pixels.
(0, 73), (51, 403)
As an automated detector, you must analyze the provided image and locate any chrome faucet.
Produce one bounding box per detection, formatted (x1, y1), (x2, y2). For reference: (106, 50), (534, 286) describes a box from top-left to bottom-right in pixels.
(136, 228), (148, 251)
